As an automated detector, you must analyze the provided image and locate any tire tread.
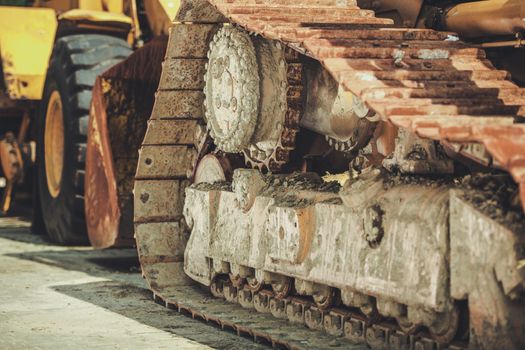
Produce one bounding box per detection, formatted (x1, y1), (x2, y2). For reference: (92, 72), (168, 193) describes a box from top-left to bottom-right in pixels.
(38, 34), (131, 244)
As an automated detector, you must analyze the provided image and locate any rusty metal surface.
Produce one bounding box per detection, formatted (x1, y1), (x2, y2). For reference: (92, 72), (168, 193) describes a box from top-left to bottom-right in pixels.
(86, 36), (167, 249)
(86, 79), (121, 249)
(207, 0), (525, 213)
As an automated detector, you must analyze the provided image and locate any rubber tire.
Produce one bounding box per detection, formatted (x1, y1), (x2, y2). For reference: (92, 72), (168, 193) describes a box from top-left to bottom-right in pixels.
(37, 34), (132, 244)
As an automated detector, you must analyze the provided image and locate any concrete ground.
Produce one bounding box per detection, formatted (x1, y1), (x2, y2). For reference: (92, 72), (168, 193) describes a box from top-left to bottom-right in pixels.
(0, 214), (269, 350)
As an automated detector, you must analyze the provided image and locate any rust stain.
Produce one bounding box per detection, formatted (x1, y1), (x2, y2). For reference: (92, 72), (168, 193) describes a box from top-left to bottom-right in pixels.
(295, 207), (315, 264)
(85, 79), (121, 249)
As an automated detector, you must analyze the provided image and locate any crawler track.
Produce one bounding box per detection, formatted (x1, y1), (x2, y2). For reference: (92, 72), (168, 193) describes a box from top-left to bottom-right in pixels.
(149, 282), (468, 350)
(134, 1), (523, 348)
(150, 284), (364, 350)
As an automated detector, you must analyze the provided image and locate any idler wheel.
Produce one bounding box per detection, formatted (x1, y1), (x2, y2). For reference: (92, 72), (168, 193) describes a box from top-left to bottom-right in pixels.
(204, 26), (298, 172)
(204, 27), (259, 153)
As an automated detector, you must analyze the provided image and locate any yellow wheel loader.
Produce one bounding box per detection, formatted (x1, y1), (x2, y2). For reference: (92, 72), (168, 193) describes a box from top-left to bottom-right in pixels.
(0, 0), (177, 244)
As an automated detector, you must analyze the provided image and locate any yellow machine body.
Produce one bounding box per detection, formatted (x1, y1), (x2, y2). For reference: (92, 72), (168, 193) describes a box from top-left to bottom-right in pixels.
(0, 0), (180, 101)
(0, 7), (57, 100)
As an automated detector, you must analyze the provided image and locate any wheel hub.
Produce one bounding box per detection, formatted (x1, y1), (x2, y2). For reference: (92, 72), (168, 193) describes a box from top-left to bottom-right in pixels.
(44, 90), (65, 198)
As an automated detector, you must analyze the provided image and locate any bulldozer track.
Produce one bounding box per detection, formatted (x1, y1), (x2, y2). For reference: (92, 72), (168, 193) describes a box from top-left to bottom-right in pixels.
(134, 1), (523, 348)
(149, 284), (365, 350)
(148, 282), (468, 350)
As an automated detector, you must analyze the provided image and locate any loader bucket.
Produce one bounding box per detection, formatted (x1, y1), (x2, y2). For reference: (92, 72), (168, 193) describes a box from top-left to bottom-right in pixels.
(85, 36), (168, 249)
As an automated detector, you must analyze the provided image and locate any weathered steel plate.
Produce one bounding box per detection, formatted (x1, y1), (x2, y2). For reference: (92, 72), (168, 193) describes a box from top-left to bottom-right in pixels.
(86, 36), (168, 249)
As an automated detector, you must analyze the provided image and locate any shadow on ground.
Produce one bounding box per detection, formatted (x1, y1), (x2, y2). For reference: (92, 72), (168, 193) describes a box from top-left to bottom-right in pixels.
(6, 247), (141, 282)
(0, 211), (51, 245)
(0, 226), (46, 244)
(51, 280), (269, 350)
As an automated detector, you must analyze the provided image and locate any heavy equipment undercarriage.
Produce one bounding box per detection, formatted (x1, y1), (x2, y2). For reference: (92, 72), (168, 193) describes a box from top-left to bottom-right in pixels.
(132, 0), (525, 349)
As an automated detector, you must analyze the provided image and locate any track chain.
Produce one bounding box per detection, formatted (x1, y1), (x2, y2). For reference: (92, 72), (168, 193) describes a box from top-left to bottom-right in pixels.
(148, 277), (467, 350)
(219, 280), (468, 350)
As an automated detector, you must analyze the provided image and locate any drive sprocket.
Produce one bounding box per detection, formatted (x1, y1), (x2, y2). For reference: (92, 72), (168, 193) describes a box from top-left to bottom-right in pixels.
(204, 26), (303, 173)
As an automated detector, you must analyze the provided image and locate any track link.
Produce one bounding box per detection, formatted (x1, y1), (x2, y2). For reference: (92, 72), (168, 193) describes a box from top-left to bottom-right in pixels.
(150, 285), (364, 350)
